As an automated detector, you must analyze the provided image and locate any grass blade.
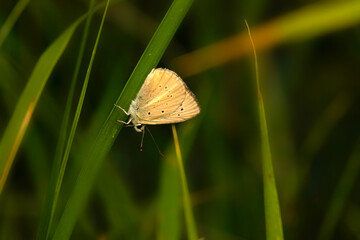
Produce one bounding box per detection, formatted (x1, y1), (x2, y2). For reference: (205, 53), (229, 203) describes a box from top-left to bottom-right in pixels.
(157, 156), (182, 240)
(171, 125), (198, 240)
(0, 0), (30, 49)
(36, 0), (97, 238)
(0, 18), (82, 194)
(157, 100), (205, 240)
(246, 21), (284, 240)
(53, 0), (194, 238)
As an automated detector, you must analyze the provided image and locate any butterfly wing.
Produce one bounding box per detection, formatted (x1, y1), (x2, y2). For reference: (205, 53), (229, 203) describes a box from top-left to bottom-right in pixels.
(156, 88), (200, 123)
(134, 68), (200, 125)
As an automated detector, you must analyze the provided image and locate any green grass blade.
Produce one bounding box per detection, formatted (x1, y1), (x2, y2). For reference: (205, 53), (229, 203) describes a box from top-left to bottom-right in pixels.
(61, 0), (108, 169)
(53, 0), (194, 238)
(0, 0), (30, 49)
(171, 125), (198, 240)
(53, 0), (108, 235)
(246, 21), (284, 240)
(0, 19), (82, 194)
(157, 85), (206, 240)
(36, 1), (97, 239)
(317, 139), (360, 240)
(157, 156), (182, 240)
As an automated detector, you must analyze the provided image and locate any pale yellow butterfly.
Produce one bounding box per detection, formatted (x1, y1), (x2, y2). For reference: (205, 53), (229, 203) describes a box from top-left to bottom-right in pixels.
(115, 68), (200, 132)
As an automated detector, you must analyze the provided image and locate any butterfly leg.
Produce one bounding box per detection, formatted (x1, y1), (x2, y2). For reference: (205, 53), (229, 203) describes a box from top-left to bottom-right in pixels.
(114, 104), (129, 115)
(117, 118), (132, 125)
(115, 104), (132, 125)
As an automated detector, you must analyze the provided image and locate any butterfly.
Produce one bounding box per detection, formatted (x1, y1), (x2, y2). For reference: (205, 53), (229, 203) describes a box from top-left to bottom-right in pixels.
(115, 68), (200, 132)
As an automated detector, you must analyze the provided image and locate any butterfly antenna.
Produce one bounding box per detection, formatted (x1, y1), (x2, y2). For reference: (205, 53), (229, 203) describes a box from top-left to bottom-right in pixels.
(146, 127), (164, 157)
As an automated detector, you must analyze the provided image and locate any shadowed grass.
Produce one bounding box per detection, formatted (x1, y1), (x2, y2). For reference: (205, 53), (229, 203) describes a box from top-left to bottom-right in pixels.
(157, 150), (182, 240)
(0, 17), (84, 194)
(0, 0), (30, 49)
(2, 0), (359, 238)
(172, 0), (360, 77)
(317, 139), (360, 240)
(246, 20), (284, 240)
(52, 0), (194, 238)
(97, 160), (141, 239)
(36, 0), (100, 238)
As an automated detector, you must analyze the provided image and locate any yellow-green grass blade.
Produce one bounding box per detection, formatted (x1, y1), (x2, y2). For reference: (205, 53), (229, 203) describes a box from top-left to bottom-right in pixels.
(172, 125), (198, 240)
(246, 21), (284, 240)
(0, 18), (83, 194)
(53, 0), (194, 238)
(157, 118), (204, 240)
(156, 80), (207, 240)
(0, 55), (62, 195)
(317, 139), (360, 240)
(0, 0), (30, 49)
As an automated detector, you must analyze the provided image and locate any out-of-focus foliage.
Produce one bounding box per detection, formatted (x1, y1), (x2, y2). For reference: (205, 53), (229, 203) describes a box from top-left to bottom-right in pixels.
(0, 0), (359, 239)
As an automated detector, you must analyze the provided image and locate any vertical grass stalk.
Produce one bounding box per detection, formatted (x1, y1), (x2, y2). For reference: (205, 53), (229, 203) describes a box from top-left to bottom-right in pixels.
(245, 20), (284, 240)
(172, 125), (198, 240)
(36, 0), (97, 238)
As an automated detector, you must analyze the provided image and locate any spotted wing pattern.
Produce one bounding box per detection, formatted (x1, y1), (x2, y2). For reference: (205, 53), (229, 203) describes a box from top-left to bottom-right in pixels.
(133, 68), (200, 125)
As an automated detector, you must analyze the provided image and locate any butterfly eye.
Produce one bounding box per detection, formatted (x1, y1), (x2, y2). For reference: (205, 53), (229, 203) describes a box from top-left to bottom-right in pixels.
(136, 124), (143, 130)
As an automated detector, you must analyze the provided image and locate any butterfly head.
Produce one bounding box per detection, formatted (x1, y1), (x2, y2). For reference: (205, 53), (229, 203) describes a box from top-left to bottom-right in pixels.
(134, 124), (145, 132)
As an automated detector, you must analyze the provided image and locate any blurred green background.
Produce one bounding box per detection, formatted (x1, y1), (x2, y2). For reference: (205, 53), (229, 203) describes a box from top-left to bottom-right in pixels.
(0, 0), (360, 239)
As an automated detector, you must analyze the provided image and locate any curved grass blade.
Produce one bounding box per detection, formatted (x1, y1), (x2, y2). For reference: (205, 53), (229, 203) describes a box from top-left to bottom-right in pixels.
(171, 125), (198, 240)
(52, 0), (194, 238)
(246, 21), (284, 240)
(0, 18), (83, 194)
(0, 0), (30, 49)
